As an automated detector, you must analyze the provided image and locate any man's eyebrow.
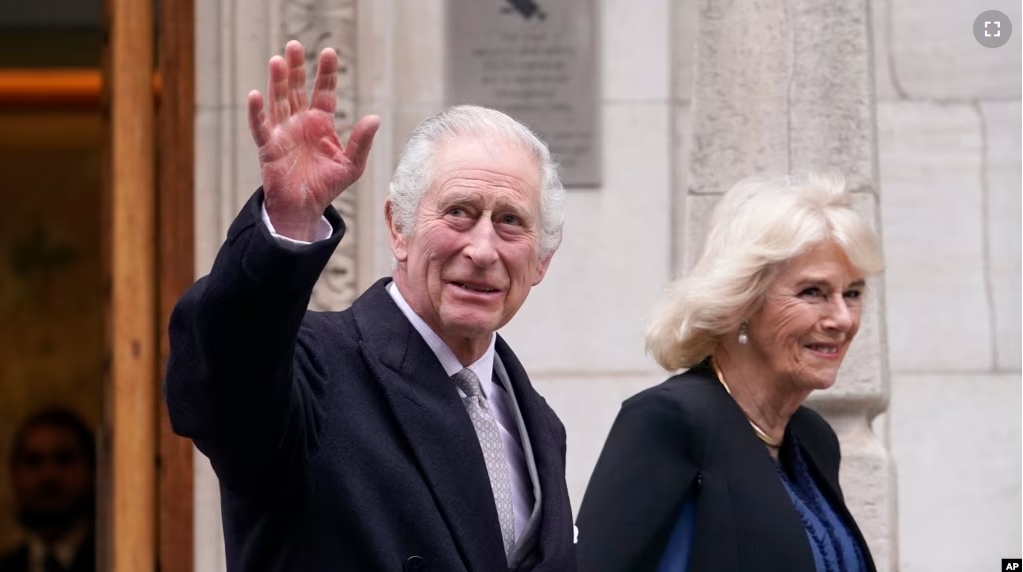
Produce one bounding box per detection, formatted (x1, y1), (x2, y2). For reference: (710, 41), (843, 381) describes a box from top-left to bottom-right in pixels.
(436, 190), (483, 204)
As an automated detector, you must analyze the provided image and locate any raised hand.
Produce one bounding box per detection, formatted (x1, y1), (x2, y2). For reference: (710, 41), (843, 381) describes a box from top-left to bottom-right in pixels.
(248, 41), (380, 241)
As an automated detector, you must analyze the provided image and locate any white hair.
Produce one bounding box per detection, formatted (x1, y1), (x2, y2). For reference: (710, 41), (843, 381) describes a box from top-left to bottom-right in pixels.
(387, 105), (565, 259)
(646, 171), (885, 371)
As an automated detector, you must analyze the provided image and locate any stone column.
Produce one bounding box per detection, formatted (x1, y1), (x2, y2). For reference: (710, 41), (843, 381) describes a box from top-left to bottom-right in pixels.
(355, 0), (447, 282)
(873, 0), (1021, 569)
(193, 0), (357, 569)
(676, 1), (897, 570)
(277, 0), (361, 311)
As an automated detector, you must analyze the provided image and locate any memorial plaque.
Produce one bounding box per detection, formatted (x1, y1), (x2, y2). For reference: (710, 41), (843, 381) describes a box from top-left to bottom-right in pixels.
(448, 0), (601, 187)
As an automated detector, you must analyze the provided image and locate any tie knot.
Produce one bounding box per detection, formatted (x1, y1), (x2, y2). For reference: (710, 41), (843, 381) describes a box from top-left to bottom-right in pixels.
(452, 368), (483, 398)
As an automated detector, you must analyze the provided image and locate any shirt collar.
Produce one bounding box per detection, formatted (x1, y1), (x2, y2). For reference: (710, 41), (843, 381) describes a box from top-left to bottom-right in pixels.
(26, 520), (90, 570)
(386, 280), (497, 398)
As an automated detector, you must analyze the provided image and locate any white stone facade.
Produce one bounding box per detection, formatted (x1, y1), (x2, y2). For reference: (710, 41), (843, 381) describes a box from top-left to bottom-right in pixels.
(192, 0), (1021, 570)
(873, 0), (1022, 568)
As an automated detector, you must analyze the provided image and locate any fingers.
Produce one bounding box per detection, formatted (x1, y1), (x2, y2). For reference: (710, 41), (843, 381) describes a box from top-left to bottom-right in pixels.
(311, 48), (339, 114)
(285, 40), (309, 112)
(342, 115), (382, 174)
(247, 90), (271, 148)
(267, 55), (291, 125)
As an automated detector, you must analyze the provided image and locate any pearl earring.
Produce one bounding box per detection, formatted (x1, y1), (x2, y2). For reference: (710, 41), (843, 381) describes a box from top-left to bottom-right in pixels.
(738, 319), (749, 345)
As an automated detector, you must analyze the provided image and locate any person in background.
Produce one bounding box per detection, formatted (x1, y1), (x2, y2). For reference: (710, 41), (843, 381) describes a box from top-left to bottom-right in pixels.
(0, 408), (96, 572)
(576, 173), (881, 572)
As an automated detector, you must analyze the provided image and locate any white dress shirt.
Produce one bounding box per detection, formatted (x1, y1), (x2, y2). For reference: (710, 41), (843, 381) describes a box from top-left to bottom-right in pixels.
(262, 205), (534, 540)
(260, 206), (334, 248)
(25, 521), (90, 572)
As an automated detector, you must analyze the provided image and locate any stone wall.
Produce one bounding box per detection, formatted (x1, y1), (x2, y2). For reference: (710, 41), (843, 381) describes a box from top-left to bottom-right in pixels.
(873, 0), (1022, 568)
(191, 0), (1021, 570)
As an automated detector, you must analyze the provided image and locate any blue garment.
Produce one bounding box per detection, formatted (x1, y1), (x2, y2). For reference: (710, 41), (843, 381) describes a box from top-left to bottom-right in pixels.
(656, 493), (696, 572)
(656, 440), (866, 572)
(774, 438), (866, 572)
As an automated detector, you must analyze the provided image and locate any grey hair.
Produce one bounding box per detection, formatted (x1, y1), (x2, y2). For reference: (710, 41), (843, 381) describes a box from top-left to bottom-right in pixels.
(645, 171), (884, 371)
(387, 105), (565, 259)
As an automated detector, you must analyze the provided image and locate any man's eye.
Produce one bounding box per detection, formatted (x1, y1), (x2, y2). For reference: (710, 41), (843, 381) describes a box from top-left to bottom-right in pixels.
(844, 289), (863, 300)
(448, 208), (466, 217)
(499, 214), (521, 226)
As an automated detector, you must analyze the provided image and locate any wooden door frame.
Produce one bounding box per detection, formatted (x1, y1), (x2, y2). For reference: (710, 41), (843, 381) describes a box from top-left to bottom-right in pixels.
(0, 0), (195, 568)
(157, 0), (196, 571)
(105, 0), (157, 567)
(105, 0), (195, 569)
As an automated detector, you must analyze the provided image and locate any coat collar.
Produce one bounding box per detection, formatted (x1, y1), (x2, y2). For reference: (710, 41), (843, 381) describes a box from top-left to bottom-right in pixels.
(351, 278), (569, 570)
(351, 278), (507, 570)
(688, 361), (877, 572)
(495, 337), (572, 570)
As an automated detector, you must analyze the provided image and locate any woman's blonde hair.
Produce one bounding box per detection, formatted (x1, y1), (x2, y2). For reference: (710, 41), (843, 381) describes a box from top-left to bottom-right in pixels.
(646, 172), (884, 371)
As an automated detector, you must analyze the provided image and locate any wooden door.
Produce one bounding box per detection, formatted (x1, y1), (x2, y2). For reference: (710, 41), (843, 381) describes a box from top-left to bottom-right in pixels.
(103, 0), (195, 570)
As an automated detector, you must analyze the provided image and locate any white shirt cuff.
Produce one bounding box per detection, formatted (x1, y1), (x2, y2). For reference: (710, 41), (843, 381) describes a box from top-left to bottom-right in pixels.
(260, 203), (334, 246)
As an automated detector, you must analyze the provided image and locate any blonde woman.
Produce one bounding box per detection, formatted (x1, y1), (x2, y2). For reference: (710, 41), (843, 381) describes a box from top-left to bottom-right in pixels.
(576, 173), (881, 572)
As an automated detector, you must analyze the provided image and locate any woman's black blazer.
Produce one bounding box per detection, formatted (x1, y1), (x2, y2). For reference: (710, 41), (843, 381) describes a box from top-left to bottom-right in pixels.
(575, 361), (877, 572)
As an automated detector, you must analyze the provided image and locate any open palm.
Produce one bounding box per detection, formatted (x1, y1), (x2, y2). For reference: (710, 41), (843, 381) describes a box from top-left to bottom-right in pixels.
(249, 41), (379, 241)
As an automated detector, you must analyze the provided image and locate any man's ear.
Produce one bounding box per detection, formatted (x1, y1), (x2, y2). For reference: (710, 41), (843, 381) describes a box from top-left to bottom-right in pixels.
(532, 253), (554, 286)
(384, 200), (409, 263)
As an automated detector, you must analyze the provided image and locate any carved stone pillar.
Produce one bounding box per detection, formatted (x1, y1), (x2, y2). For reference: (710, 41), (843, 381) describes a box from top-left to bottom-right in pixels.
(676, 1), (897, 570)
(272, 0), (360, 311)
(193, 1), (358, 570)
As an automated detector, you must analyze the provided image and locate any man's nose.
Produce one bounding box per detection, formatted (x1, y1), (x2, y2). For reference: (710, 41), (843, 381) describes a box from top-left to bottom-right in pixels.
(464, 218), (499, 266)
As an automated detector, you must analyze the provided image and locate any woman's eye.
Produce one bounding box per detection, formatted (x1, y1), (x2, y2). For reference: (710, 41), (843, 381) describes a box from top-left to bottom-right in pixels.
(799, 287), (824, 298)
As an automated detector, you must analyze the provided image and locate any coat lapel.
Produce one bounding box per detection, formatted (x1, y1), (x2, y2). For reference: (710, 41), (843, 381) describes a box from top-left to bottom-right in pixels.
(790, 414), (879, 572)
(494, 352), (543, 570)
(495, 336), (572, 570)
(352, 279), (508, 571)
(685, 367), (817, 571)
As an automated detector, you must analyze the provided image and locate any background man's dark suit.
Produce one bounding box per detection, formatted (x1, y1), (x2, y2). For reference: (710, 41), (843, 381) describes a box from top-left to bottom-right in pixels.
(165, 191), (575, 572)
(575, 361), (876, 572)
(0, 537), (94, 572)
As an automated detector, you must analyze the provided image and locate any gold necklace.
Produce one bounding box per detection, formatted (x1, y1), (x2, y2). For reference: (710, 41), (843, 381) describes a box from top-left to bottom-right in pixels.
(710, 358), (784, 448)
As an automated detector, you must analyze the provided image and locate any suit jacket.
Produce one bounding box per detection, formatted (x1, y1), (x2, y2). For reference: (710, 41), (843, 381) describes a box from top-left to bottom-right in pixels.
(575, 360), (876, 572)
(164, 189), (576, 572)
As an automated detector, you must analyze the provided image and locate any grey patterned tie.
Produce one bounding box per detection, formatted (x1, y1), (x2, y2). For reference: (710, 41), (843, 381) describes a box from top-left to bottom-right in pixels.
(452, 367), (516, 555)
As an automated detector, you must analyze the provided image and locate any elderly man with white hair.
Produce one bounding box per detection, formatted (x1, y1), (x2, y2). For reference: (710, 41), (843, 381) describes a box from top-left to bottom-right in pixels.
(164, 41), (575, 572)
